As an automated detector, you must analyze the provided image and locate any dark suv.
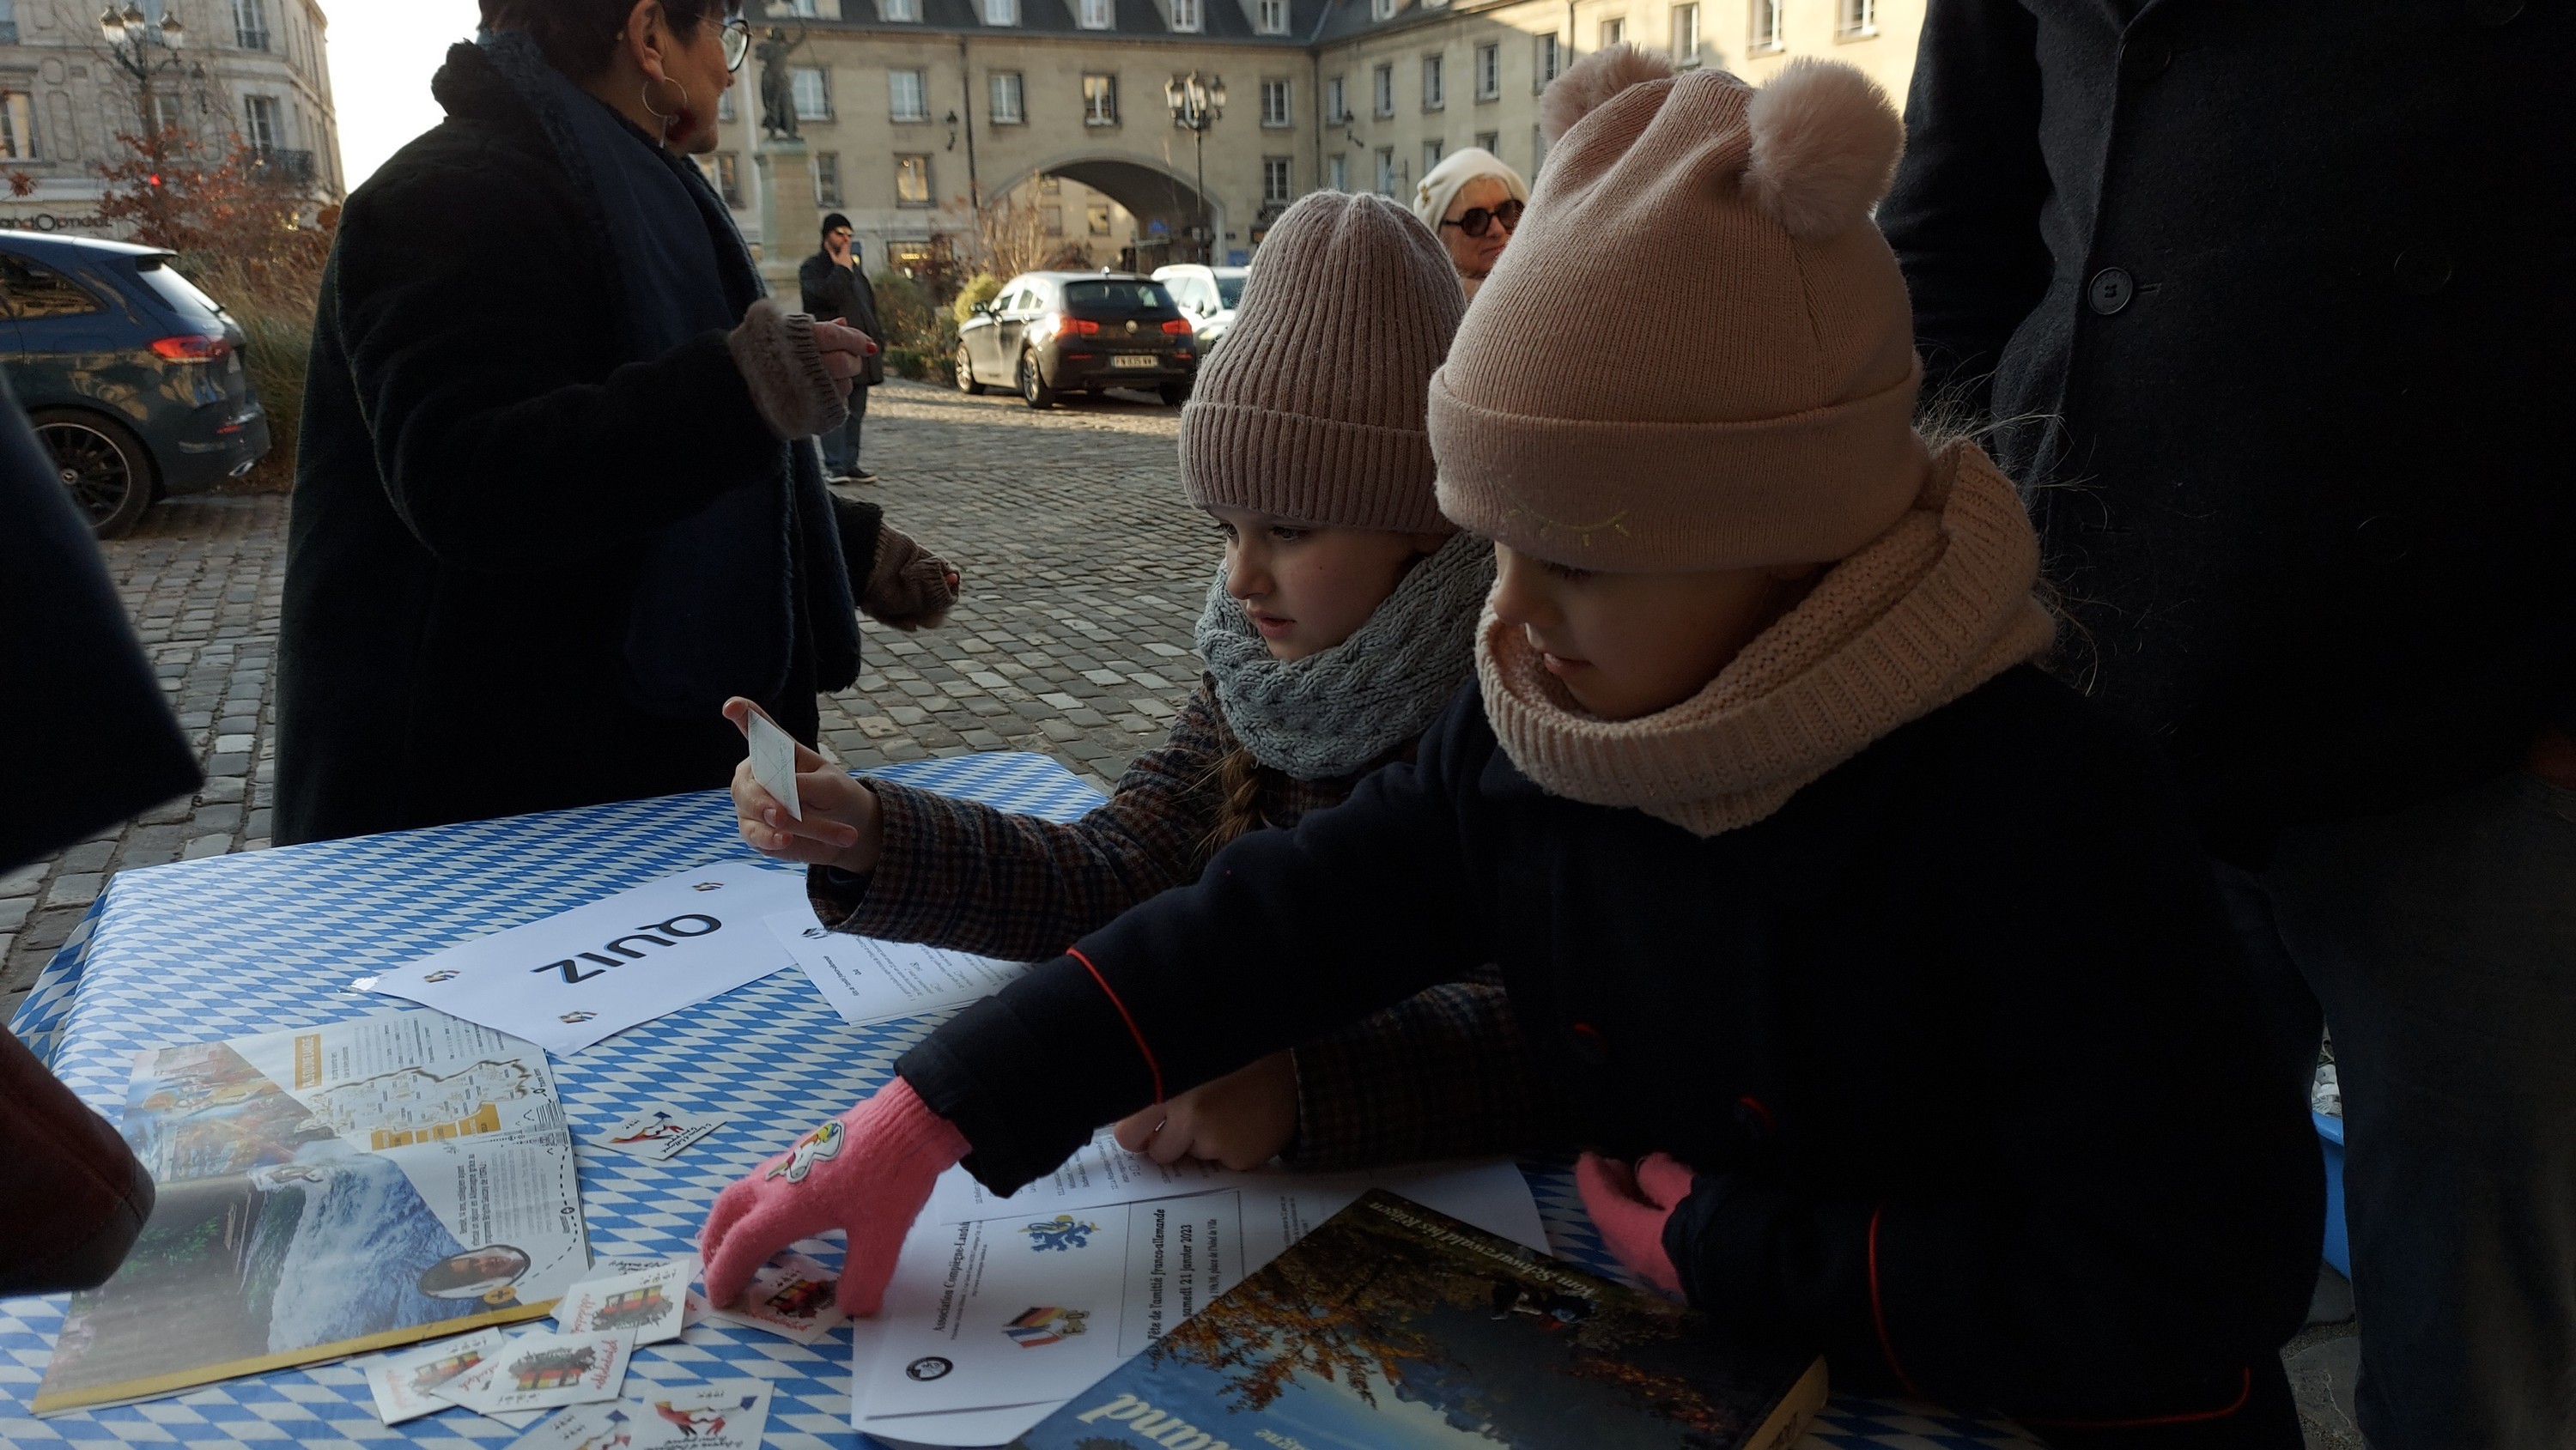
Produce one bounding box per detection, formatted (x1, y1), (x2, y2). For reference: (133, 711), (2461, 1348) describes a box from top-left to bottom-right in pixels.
(0, 234), (271, 536)
(955, 271), (1196, 410)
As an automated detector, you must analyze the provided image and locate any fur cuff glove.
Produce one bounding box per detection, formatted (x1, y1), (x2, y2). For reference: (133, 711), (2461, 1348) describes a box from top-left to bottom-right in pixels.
(864, 524), (959, 631)
(729, 297), (848, 441)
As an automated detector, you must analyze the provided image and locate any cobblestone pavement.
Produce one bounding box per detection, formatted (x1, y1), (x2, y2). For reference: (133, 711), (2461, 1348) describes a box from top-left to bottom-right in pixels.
(1, 379), (1209, 1013)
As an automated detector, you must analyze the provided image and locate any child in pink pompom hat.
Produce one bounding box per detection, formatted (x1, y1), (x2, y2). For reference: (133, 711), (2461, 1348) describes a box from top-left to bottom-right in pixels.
(703, 47), (2318, 1447)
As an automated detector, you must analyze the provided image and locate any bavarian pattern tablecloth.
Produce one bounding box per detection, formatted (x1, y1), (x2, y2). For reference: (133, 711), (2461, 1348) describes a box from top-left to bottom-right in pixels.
(3, 751), (2039, 1450)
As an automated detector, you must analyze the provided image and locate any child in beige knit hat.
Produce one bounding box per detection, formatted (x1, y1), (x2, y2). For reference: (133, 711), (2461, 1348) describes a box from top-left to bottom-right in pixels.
(718, 191), (1522, 1173)
(704, 46), (2323, 1443)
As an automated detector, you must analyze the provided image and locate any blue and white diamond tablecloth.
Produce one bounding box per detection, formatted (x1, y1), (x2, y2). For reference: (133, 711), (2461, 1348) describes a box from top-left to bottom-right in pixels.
(3, 751), (2040, 1450)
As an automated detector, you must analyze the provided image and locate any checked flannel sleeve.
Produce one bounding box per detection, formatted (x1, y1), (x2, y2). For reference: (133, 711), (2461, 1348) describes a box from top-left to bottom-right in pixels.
(1284, 971), (1567, 1171)
(807, 683), (1235, 962)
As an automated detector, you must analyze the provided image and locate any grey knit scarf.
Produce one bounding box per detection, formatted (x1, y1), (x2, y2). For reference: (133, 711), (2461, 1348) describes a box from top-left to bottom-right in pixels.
(1194, 531), (1496, 781)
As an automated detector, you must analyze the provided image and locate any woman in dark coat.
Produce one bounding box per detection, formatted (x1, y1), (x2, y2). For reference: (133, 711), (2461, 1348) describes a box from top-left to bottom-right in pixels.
(276, 0), (957, 845)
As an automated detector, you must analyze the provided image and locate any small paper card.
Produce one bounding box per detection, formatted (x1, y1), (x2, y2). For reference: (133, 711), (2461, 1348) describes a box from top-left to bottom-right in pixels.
(361, 1327), (508, 1424)
(746, 709), (803, 821)
(629, 1380), (775, 1449)
(507, 1402), (644, 1450)
(693, 1251), (846, 1344)
(434, 1328), (634, 1416)
(553, 1259), (694, 1346)
(592, 1107), (726, 1162)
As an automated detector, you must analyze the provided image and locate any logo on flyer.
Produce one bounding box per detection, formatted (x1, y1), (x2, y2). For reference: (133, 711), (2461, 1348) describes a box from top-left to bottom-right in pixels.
(1020, 1215), (1100, 1252)
(905, 1356), (953, 1381)
(1002, 1306), (1090, 1347)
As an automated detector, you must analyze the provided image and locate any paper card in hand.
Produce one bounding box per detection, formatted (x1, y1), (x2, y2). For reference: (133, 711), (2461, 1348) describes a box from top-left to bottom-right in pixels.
(553, 1259), (692, 1346)
(362, 1327), (509, 1424)
(694, 1251), (846, 1344)
(747, 709), (803, 821)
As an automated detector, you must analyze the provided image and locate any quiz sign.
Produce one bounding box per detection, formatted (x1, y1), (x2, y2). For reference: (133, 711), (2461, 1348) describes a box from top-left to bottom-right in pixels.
(374, 860), (814, 1055)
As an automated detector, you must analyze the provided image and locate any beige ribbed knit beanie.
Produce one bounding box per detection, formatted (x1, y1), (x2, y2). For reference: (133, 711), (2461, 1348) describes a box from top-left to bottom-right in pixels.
(1180, 191), (1465, 534)
(1431, 48), (1925, 571)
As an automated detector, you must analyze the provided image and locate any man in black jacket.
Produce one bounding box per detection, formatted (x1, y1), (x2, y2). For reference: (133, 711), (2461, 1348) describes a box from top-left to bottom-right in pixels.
(1879, 6), (2576, 1446)
(799, 213), (882, 485)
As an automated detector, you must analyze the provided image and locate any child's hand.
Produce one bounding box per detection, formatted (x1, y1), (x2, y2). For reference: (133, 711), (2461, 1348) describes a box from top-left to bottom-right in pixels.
(1575, 1151), (1697, 1296)
(699, 1076), (969, 1317)
(723, 698), (884, 874)
(1110, 1053), (1299, 1171)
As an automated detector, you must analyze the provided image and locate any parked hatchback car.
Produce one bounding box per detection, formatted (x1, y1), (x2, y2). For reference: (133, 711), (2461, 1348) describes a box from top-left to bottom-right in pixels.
(0, 234), (271, 537)
(1151, 263), (1248, 360)
(955, 271), (1197, 410)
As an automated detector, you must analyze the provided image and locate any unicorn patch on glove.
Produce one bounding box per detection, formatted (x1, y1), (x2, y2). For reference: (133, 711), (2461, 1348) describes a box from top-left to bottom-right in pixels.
(768, 1119), (844, 1183)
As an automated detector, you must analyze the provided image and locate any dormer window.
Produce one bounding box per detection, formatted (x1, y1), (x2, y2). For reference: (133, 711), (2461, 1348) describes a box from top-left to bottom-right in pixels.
(1079, 0), (1114, 26)
(984, 0), (1018, 26)
(1169, 0), (1200, 29)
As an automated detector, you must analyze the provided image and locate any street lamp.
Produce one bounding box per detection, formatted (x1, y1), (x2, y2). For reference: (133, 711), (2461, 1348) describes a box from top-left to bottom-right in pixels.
(101, 2), (192, 136)
(1164, 70), (1224, 264)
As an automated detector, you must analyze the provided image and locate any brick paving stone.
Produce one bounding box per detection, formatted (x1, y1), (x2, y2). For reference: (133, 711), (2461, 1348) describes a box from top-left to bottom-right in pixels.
(3, 382), (1211, 1013)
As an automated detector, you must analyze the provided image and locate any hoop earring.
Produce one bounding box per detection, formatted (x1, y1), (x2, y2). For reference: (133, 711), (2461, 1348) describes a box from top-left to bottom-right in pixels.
(641, 76), (689, 147)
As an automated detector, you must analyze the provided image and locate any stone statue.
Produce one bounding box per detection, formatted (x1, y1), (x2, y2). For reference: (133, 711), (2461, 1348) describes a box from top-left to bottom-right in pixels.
(756, 21), (807, 142)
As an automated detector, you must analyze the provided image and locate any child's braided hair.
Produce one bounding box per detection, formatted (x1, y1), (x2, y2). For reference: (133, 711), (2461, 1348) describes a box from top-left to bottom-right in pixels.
(1200, 723), (1282, 859)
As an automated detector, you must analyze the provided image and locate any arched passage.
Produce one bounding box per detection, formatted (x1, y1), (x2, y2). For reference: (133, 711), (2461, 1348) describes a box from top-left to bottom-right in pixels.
(984, 154), (1221, 268)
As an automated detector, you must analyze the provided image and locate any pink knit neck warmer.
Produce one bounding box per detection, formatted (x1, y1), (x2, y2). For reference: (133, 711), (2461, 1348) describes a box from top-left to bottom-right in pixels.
(1476, 443), (2057, 837)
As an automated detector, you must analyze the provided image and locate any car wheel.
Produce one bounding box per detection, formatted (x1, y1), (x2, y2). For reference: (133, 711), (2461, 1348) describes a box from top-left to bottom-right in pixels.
(1158, 381), (1190, 407)
(35, 409), (154, 538)
(954, 343), (984, 395)
(1018, 350), (1055, 410)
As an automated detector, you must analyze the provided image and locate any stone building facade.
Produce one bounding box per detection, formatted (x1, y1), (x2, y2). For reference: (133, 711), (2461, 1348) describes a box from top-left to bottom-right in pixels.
(0, 0), (341, 235)
(713, 0), (1917, 274)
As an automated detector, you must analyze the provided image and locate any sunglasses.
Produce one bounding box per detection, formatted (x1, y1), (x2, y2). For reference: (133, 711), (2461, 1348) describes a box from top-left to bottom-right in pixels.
(1439, 198), (1523, 239)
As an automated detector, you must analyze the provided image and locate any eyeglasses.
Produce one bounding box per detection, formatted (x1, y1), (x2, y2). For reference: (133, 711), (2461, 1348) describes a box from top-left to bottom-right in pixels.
(718, 16), (750, 71)
(1439, 198), (1523, 239)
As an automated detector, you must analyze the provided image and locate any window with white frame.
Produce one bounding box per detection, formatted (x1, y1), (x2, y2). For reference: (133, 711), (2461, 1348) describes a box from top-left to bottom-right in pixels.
(1474, 42), (1498, 98)
(889, 69), (927, 121)
(0, 92), (33, 158)
(1423, 138), (1443, 173)
(1083, 72), (1119, 124)
(783, 0), (817, 12)
(1534, 32), (1559, 84)
(990, 70), (1024, 123)
(707, 151), (742, 206)
(1261, 78), (1291, 126)
(1373, 63), (1394, 116)
(884, 0), (920, 18)
(1326, 74), (1346, 122)
(1088, 203), (1112, 234)
(1840, 0), (1877, 35)
(1671, 3), (1699, 57)
(148, 89), (184, 134)
(792, 67), (832, 120)
(1079, 0), (1113, 27)
(1375, 146), (1396, 196)
(1474, 129), (1498, 153)
(232, 0), (268, 50)
(983, 0), (1018, 24)
(1422, 52), (1443, 109)
(1370, 0), (1395, 19)
(1600, 15), (1624, 46)
(896, 154), (933, 204)
(242, 94), (282, 150)
(1749, 0), (1781, 50)
(1170, 0), (1201, 29)
(1262, 157), (1291, 204)
(814, 152), (842, 205)
(1327, 152), (1348, 191)
(1256, 0), (1288, 31)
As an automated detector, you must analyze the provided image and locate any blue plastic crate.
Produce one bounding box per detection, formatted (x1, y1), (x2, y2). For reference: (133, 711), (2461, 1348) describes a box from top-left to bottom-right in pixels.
(2315, 1108), (2349, 1277)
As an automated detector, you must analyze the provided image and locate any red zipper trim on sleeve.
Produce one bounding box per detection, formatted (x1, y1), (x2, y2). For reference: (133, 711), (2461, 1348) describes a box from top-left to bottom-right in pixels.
(2022, 1367), (2255, 1429)
(1066, 945), (1164, 1105)
(1867, 1205), (1925, 1399)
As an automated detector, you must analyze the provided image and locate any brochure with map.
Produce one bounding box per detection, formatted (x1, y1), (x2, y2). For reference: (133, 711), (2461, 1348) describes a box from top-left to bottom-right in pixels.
(34, 1009), (589, 1414)
(1007, 1189), (1827, 1450)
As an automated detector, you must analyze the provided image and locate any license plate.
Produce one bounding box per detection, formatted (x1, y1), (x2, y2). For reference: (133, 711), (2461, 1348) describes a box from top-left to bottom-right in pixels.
(1114, 354), (1157, 368)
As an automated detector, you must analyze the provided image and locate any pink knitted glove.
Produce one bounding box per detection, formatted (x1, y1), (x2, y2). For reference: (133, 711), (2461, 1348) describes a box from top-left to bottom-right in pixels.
(1576, 1150), (1698, 1296)
(699, 1077), (969, 1317)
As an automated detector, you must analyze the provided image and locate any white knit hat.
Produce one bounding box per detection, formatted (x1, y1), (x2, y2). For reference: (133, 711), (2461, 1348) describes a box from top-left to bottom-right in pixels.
(1409, 147), (1529, 234)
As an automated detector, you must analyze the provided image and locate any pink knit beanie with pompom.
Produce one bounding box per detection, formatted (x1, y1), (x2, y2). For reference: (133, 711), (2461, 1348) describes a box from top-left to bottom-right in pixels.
(1431, 47), (1925, 572)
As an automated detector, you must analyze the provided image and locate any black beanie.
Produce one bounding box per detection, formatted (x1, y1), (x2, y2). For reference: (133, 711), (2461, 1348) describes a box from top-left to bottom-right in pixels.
(820, 211), (854, 240)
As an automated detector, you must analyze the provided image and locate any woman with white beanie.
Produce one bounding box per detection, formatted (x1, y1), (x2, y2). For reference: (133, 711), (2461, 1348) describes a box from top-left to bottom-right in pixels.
(1410, 146), (1528, 300)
